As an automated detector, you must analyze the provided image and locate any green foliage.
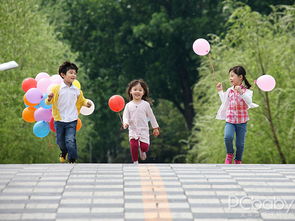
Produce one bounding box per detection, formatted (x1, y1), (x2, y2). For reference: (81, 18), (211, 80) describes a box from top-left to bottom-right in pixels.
(188, 4), (295, 164)
(0, 0), (85, 163)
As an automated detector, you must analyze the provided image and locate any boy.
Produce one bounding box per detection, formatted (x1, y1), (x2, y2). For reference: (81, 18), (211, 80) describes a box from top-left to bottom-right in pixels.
(46, 61), (91, 163)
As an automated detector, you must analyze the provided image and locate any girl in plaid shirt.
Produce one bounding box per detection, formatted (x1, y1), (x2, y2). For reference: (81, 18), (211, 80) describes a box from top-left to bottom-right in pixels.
(216, 66), (258, 164)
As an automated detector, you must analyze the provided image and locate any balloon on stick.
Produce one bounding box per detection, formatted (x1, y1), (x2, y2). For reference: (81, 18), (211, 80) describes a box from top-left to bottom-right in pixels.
(35, 72), (50, 82)
(49, 117), (56, 132)
(33, 121), (50, 138)
(22, 78), (37, 92)
(73, 80), (81, 89)
(22, 107), (36, 123)
(76, 118), (82, 131)
(25, 88), (43, 104)
(108, 95), (125, 112)
(192, 38), (210, 56)
(256, 75), (276, 92)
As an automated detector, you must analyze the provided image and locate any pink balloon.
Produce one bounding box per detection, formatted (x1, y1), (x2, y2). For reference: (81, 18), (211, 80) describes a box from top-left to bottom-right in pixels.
(37, 78), (52, 94)
(256, 75), (276, 92)
(34, 107), (52, 122)
(50, 74), (63, 85)
(25, 88), (43, 104)
(193, 38), (210, 56)
(35, 72), (50, 82)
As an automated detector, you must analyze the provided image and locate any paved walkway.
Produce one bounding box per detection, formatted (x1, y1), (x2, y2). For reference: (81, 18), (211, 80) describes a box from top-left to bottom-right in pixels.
(0, 164), (295, 221)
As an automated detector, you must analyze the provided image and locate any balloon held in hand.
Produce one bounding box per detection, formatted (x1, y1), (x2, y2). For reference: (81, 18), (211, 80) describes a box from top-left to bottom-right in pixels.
(108, 95), (125, 112)
(192, 38), (210, 56)
(256, 75), (276, 92)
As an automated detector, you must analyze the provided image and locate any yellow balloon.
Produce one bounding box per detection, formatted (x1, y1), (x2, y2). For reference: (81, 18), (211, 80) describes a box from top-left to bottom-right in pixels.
(73, 80), (81, 89)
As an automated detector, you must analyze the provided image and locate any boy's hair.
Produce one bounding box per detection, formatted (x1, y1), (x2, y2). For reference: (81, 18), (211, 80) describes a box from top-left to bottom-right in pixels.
(58, 61), (78, 77)
(229, 65), (251, 89)
(126, 79), (151, 103)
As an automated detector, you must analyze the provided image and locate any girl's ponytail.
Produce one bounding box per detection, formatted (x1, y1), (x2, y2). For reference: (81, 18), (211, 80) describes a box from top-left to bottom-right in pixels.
(244, 77), (251, 89)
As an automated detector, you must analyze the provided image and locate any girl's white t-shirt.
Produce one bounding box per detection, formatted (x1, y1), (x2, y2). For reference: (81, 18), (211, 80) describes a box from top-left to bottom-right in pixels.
(123, 100), (159, 144)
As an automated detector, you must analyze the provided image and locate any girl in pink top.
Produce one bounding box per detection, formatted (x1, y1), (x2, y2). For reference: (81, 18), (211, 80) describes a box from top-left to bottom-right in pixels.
(216, 66), (258, 164)
(123, 79), (160, 164)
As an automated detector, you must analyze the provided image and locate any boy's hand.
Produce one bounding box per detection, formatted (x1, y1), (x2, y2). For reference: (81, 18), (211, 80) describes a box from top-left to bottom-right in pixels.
(47, 92), (54, 102)
(123, 123), (129, 129)
(153, 128), (160, 137)
(86, 101), (92, 108)
(216, 82), (223, 91)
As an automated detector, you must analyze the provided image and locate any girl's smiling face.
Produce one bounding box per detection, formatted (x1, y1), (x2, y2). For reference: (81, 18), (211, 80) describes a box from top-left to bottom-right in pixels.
(130, 83), (145, 101)
(229, 71), (243, 86)
(61, 69), (77, 85)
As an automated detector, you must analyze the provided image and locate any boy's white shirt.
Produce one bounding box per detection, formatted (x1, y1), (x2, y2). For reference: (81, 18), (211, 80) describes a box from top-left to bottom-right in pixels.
(58, 82), (80, 122)
(123, 100), (159, 144)
(216, 86), (259, 120)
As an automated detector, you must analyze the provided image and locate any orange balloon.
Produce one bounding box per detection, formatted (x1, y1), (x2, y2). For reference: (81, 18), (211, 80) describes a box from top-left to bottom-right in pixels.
(22, 106), (36, 122)
(23, 94), (38, 106)
(76, 118), (82, 131)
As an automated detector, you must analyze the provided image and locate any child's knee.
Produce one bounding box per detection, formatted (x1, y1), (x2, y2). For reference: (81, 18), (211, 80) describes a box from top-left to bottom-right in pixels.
(140, 142), (149, 152)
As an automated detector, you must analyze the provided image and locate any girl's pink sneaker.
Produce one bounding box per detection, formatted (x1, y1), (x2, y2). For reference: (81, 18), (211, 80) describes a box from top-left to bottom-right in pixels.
(225, 153), (234, 164)
(234, 160), (242, 164)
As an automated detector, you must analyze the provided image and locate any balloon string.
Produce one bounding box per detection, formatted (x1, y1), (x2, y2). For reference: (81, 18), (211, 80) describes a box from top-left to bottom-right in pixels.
(118, 112), (123, 124)
(208, 53), (216, 82)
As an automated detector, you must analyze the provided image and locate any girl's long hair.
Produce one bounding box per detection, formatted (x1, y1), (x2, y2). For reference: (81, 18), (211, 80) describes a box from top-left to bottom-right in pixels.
(229, 66), (251, 89)
(126, 79), (151, 103)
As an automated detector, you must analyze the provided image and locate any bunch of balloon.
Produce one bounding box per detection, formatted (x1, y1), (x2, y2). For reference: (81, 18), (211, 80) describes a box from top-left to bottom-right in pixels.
(108, 95), (125, 125)
(22, 72), (94, 137)
(21, 72), (61, 138)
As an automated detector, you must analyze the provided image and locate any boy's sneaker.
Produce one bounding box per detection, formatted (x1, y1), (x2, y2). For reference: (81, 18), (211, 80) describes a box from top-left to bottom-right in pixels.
(68, 159), (76, 164)
(139, 148), (147, 160)
(234, 160), (242, 164)
(59, 153), (67, 163)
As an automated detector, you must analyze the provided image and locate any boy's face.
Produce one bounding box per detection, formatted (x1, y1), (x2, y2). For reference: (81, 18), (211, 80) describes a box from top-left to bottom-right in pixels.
(61, 69), (77, 85)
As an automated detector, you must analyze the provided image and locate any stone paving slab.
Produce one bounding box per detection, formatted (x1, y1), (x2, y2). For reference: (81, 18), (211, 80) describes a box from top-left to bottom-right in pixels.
(0, 164), (295, 220)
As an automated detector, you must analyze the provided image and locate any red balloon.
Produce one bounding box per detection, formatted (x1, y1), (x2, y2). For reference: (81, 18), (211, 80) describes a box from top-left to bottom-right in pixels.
(22, 78), (37, 92)
(49, 117), (56, 132)
(108, 95), (125, 112)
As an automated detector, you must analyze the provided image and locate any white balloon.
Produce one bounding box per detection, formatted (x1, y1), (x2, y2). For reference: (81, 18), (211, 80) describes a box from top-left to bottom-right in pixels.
(80, 99), (95, 115)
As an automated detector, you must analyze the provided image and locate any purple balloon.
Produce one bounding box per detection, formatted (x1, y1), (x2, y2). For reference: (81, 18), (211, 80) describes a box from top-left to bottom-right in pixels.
(34, 107), (52, 122)
(25, 88), (43, 104)
(192, 38), (210, 56)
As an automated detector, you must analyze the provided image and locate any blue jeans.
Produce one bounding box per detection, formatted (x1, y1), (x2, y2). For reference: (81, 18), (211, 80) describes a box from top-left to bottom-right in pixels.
(224, 122), (247, 161)
(54, 120), (78, 161)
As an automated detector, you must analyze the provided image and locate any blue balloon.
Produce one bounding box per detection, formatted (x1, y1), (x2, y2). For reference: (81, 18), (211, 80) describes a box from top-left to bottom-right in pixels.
(34, 103), (41, 109)
(33, 121), (50, 138)
(39, 94), (52, 109)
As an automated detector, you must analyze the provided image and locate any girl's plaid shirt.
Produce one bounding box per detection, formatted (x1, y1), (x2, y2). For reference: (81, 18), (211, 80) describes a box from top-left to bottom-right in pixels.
(226, 87), (248, 124)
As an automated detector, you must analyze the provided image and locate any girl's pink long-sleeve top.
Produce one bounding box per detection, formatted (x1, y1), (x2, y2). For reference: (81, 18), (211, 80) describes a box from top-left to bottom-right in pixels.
(123, 100), (159, 144)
